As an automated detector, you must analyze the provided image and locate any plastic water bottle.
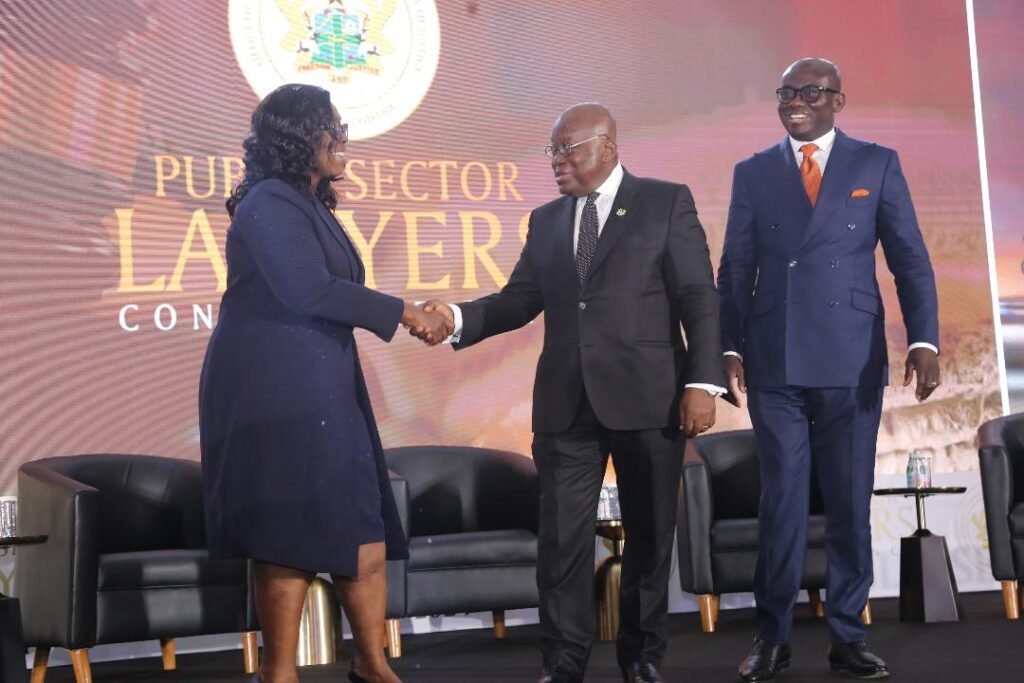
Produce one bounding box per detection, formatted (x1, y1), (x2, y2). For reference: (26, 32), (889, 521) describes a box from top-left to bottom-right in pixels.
(906, 451), (932, 488)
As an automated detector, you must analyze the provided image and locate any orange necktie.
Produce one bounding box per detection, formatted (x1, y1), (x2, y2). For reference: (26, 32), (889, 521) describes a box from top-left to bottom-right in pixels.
(800, 143), (821, 206)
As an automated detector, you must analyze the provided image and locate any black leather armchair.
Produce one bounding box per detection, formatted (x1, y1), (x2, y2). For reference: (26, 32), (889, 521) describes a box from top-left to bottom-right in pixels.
(978, 413), (1024, 619)
(16, 454), (258, 682)
(676, 430), (832, 632)
(382, 446), (539, 654)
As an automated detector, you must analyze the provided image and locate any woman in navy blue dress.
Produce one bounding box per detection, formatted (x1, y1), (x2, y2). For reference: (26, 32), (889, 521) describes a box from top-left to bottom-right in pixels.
(200, 84), (449, 683)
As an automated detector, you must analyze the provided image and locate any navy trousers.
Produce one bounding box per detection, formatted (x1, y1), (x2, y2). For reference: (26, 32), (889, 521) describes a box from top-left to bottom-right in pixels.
(747, 385), (884, 645)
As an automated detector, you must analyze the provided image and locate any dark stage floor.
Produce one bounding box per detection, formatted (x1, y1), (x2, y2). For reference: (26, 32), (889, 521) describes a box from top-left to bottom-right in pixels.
(40, 591), (1021, 682)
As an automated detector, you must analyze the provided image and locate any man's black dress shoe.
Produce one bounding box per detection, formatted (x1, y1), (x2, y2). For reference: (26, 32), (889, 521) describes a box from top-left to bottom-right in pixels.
(828, 641), (889, 679)
(538, 668), (578, 683)
(738, 639), (792, 682)
(622, 661), (662, 683)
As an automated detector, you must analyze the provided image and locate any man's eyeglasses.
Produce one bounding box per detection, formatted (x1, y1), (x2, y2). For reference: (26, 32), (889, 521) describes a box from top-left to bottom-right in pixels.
(775, 85), (841, 105)
(322, 122), (349, 140)
(544, 134), (608, 159)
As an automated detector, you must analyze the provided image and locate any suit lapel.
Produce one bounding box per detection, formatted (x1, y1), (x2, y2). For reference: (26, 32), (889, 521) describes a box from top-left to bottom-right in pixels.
(585, 170), (638, 286)
(762, 140), (814, 254)
(313, 201), (365, 283)
(553, 194), (576, 285)
(796, 129), (857, 251)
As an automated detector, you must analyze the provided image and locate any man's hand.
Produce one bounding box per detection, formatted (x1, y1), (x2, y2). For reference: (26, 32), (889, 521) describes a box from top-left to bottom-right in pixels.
(680, 387), (716, 438)
(904, 347), (940, 401)
(724, 354), (746, 408)
(421, 299), (454, 325)
(401, 302), (453, 346)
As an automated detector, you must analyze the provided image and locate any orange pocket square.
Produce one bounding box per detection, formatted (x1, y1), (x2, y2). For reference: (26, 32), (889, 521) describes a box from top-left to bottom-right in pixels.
(850, 188), (870, 198)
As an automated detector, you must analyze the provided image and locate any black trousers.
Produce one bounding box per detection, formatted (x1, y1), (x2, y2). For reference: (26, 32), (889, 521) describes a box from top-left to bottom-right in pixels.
(532, 393), (683, 681)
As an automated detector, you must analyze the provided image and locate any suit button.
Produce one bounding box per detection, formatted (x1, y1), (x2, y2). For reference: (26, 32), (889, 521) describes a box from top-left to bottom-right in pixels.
(578, 302), (587, 310)
(829, 300), (839, 307)
(769, 223), (779, 231)
(830, 259), (840, 268)
(847, 223), (857, 230)
(788, 260), (798, 268)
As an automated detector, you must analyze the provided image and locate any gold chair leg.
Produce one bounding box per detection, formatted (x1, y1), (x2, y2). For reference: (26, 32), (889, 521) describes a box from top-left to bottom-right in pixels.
(159, 638), (176, 670)
(808, 589), (825, 618)
(860, 600), (872, 625)
(1002, 580), (1020, 620)
(711, 595), (721, 624)
(698, 594), (716, 633)
(242, 631), (260, 673)
(385, 618), (402, 658)
(492, 610), (506, 638)
(30, 647), (49, 683)
(69, 649), (93, 683)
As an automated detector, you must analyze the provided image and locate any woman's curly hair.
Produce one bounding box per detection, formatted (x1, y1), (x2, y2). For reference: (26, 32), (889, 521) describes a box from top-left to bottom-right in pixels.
(227, 83), (337, 217)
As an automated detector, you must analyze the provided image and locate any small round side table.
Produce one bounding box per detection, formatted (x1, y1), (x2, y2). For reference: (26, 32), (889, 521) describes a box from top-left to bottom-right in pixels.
(872, 486), (966, 623)
(595, 519), (624, 641)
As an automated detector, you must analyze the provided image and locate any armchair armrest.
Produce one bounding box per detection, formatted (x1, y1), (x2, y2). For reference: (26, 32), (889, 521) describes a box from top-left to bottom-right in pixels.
(15, 461), (100, 648)
(389, 471), (410, 537)
(677, 442), (715, 595)
(979, 444), (1015, 580)
(386, 471), (408, 619)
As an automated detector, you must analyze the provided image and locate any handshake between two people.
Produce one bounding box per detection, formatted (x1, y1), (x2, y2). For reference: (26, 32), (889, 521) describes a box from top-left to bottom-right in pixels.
(400, 300), (454, 346)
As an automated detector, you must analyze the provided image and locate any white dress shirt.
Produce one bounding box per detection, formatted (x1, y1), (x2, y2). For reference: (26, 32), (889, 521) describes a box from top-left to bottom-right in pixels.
(446, 162), (725, 396)
(724, 127), (937, 359)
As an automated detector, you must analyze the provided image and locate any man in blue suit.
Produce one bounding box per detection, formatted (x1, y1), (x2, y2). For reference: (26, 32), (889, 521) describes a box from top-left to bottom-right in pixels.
(718, 58), (941, 682)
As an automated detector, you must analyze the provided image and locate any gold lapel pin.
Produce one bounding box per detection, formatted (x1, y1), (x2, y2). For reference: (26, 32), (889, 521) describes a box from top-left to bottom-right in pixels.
(616, 208), (627, 217)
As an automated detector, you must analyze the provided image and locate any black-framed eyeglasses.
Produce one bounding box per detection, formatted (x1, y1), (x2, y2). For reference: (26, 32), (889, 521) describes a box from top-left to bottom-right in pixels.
(775, 85), (841, 104)
(322, 122), (349, 140)
(544, 134), (608, 159)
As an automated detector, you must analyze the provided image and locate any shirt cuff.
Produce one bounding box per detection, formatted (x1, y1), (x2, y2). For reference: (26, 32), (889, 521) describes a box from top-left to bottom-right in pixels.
(723, 351), (743, 361)
(908, 342), (939, 355)
(685, 383), (727, 397)
(446, 303), (463, 344)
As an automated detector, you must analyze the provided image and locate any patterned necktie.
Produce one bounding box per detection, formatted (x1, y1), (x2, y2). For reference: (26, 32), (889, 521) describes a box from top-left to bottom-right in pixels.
(800, 143), (822, 206)
(575, 191), (600, 288)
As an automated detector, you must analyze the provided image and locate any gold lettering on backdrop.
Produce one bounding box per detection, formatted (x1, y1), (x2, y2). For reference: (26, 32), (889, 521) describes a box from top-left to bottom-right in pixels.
(497, 162), (523, 201)
(167, 209), (228, 292)
(222, 157), (245, 198)
(870, 508), (900, 543)
(460, 212), (507, 288)
(336, 210), (394, 289)
(116, 208), (167, 292)
(459, 162), (492, 202)
(428, 160), (458, 201)
(399, 161), (429, 202)
(0, 566), (12, 596)
(183, 156), (217, 199)
(154, 155), (180, 197)
(372, 160), (398, 200)
(405, 212), (450, 290)
(155, 155), (244, 198)
(344, 160), (369, 201)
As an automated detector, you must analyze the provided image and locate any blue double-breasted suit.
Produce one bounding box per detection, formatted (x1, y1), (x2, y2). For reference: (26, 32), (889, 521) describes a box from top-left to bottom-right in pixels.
(717, 129), (938, 644)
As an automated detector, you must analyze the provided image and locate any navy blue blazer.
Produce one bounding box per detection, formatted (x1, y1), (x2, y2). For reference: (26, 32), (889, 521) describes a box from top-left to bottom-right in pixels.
(200, 179), (407, 576)
(717, 130), (939, 388)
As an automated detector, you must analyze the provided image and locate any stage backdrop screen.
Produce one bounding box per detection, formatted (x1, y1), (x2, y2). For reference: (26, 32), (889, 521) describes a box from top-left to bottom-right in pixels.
(0, 0), (1004, 496)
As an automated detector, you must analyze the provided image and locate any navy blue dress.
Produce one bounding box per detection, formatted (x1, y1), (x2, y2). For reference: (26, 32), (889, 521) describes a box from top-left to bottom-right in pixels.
(199, 179), (408, 576)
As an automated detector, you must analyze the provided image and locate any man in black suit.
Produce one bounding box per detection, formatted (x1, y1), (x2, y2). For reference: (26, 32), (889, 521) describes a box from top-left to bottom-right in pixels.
(425, 103), (727, 683)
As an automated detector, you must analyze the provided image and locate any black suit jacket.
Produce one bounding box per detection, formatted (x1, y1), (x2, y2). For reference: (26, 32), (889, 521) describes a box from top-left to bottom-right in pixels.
(456, 170), (726, 432)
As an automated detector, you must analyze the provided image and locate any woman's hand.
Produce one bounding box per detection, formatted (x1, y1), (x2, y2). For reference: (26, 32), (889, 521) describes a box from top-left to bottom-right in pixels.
(401, 302), (453, 346)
